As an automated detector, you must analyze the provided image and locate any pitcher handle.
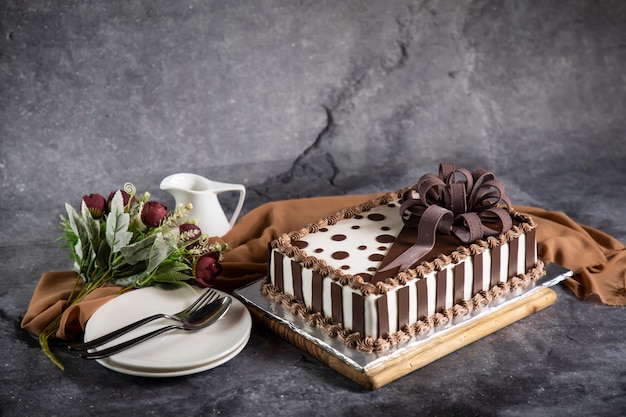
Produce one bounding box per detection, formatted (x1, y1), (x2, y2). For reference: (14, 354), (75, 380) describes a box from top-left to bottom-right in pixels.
(209, 181), (246, 227)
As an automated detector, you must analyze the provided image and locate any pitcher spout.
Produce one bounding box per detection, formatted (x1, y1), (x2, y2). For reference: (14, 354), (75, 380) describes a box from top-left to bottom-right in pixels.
(160, 173), (245, 237)
(160, 173), (212, 195)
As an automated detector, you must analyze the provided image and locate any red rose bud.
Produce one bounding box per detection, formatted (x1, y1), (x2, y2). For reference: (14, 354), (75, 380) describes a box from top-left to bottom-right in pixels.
(179, 223), (202, 247)
(107, 190), (133, 209)
(194, 252), (222, 288)
(82, 194), (107, 219)
(141, 201), (168, 227)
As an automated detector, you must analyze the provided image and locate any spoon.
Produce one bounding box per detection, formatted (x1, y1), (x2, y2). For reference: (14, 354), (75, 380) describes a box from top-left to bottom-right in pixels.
(79, 296), (232, 360)
(69, 289), (221, 351)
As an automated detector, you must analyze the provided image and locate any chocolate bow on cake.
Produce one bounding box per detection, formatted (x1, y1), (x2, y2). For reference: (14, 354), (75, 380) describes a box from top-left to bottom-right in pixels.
(378, 163), (513, 274)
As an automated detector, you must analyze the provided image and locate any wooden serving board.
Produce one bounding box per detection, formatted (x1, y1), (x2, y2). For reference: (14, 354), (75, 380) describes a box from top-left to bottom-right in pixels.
(235, 264), (569, 390)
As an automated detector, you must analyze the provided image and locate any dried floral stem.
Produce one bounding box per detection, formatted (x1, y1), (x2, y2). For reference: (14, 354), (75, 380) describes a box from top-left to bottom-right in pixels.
(39, 269), (119, 370)
(38, 315), (65, 370)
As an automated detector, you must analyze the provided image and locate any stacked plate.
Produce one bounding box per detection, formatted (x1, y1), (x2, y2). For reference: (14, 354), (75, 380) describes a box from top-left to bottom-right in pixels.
(83, 286), (252, 377)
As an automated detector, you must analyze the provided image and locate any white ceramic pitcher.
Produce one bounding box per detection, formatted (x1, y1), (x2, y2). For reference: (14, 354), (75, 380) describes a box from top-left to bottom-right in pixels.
(160, 173), (246, 237)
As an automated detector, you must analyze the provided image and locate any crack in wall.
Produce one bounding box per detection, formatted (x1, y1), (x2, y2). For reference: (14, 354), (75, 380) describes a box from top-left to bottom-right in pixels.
(250, 2), (425, 202)
(325, 1), (422, 116)
(277, 106), (338, 186)
(249, 106), (340, 201)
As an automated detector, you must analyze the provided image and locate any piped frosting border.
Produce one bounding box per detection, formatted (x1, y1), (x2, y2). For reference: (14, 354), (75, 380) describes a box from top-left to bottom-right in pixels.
(261, 260), (545, 353)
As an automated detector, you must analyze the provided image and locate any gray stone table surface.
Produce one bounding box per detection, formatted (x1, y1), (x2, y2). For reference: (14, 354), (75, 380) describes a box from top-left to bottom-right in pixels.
(3, 176), (626, 417)
(2, 1), (626, 416)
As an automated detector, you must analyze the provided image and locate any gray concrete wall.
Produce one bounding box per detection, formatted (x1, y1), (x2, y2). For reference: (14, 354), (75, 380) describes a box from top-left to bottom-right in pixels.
(2, 0), (625, 228)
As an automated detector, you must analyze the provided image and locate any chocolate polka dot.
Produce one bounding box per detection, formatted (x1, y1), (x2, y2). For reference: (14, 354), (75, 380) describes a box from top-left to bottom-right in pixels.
(376, 234), (395, 243)
(367, 267), (377, 272)
(368, 253), (384, 262)
(368, 213), (386, 221)
(378, 246), (387, 251)
(358, 245), (367, 250)
(387, 203), (397, 208)
(331, 251), (350, 260)
(358, 273), (373, 282)
(354, 215), (363, 219)
(292, 240), (308, 249)
(314, 248), (324, 253)
(351, 225), (360, 230)
(381, 226), (390, 231)
(341, 265), (350, 270)
(331, 234), (346, 241)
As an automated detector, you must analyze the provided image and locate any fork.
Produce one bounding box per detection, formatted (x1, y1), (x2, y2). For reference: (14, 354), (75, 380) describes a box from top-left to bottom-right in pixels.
(79, 295), (232, 360)
(69, 288), (220, 351)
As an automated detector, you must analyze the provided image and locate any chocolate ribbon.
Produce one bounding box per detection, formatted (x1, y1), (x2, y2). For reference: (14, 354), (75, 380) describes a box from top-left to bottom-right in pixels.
(380, 163), (513, 272)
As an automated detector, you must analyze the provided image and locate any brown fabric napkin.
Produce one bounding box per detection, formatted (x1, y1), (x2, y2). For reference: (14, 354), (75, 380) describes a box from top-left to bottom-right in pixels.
(21, 195), (626, 340)
(519, 205), (626, 306)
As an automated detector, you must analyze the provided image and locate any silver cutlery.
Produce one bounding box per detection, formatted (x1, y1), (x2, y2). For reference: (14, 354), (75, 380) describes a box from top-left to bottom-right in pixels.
(79, 295), (232, 360)
(69, 288), (221, 351)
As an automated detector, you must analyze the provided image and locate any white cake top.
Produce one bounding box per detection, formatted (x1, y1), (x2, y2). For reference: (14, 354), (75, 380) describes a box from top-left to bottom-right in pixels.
(293, 200), (404, 281)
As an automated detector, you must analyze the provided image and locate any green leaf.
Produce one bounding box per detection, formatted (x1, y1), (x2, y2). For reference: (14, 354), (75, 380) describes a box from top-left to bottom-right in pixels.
(152, 270), (191, 283)
(134, 270), (192, 288)
(65, 202), (90, 271)
(159, 260), (190, 274)
(96, 239), (111, 269)
(112, 273), (142, 287)
(106, 191), (133, 253)
(115, 233), (171, 287)
(119, 234), (157, 265)
(144, 233), (170, 276)
(65, 203), (81, 237)
(65, 203), (82, 261)
(124, 258), (192, 288)
(110, 260), (146, 286)
(81, 200), (101, 254)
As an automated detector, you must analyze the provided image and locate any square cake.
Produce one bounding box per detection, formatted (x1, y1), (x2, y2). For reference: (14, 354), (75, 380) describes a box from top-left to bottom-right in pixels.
(262, 164), (545, 353)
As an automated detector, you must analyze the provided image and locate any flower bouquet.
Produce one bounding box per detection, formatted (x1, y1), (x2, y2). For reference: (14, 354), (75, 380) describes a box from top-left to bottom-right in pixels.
(40, 183), (227, 370)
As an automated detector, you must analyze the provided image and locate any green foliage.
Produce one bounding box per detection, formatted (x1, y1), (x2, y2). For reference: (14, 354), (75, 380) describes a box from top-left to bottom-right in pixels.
(105, 191), (133, 254)
(44, 182), (228, 370)
(60, 187), (226, 289)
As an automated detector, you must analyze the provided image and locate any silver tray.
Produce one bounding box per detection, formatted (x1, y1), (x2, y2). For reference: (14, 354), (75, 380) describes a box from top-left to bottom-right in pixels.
(234, 262), (572, 373)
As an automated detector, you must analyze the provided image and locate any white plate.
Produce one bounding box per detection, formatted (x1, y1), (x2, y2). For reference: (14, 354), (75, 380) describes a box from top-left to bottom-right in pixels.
(84, 286), (252, 372)
(94, 332), (250, 377)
